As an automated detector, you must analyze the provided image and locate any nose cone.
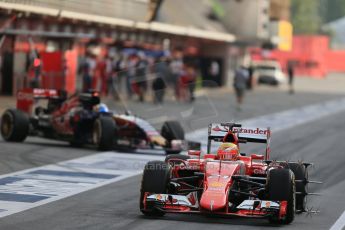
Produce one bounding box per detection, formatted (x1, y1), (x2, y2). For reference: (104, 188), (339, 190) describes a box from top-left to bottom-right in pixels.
(200, 161), (239, 211)
(200, 189), (227, 211)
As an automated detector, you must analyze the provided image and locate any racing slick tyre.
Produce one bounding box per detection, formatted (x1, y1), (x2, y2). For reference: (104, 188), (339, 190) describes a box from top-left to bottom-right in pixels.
(1, 109), (29, 142)
(288, 163), (307, 213)
(93, 116), (116, 151)
(140, 161), (171, 217)
(267, 168), (295, 225)
(161, 121), (185, 155)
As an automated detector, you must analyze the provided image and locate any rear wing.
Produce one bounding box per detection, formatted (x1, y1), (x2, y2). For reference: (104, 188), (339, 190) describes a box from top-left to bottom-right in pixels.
(16, 88), (63, 114)
(208, 123), (271, 160)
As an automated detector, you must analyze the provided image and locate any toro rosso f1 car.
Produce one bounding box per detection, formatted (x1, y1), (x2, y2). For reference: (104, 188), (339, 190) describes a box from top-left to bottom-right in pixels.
(140, 123), (321, 224)
(1, 88), (197, 154)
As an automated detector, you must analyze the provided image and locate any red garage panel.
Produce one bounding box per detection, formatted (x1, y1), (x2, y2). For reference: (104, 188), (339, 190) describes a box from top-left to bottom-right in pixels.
(40, 52), (64, 90)
(40, 50), (77, 94)
(251, 35), (345, 78)
(325, 50), (345, 73)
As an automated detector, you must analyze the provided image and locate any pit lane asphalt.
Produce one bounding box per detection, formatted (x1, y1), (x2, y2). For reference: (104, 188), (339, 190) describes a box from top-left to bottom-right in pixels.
(0, 88), (344, 229)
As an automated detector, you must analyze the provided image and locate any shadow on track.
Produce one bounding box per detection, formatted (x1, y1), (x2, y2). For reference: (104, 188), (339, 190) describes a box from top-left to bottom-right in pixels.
(138, 214), (277, 228)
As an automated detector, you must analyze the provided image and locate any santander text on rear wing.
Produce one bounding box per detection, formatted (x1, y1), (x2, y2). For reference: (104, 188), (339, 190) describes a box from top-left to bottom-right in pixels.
(208, 123), (271, 159)
(235, 127), (271, 144)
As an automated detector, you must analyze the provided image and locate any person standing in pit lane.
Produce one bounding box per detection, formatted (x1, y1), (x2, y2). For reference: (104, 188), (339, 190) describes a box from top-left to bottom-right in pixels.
(152, 56), (168, 104)
(81, 53), (95, 92)
(170, 53), (184, 101)
(186, 64), (197, 102)
(135, 52), (149, 102)
(233, 65), (249, 111)
(287, 63), (295, 94)
(126, 54), (138, 99)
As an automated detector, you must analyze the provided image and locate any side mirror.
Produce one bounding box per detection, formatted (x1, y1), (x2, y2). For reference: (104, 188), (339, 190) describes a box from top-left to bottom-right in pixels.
(188, 150), (201, 157)
(251, 154), (264, 160)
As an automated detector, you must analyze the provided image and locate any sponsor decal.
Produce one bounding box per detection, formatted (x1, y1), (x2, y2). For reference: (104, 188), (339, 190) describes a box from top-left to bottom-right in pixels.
(253, 169), (266, 175)
(233, 127), (268, 135)
(209, 124), (269, 141)
(212, 126), (228, 132)
(33, 89), (57, 96)
(209, 181), (225, 187)
(17, 92), (33, 101)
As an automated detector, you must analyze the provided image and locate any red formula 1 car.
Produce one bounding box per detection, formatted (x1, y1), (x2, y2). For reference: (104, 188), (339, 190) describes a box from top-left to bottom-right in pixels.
(140, 123), (320, 224)
(1, 88), (197, 154)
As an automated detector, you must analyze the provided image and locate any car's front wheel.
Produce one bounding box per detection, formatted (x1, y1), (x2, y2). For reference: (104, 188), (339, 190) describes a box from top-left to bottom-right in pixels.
(267, 168), (295, 225)
(140, 161), (171, 216)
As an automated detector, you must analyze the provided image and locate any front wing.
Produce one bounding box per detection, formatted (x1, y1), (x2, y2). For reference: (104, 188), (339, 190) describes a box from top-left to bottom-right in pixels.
(142, 193), (287, 219)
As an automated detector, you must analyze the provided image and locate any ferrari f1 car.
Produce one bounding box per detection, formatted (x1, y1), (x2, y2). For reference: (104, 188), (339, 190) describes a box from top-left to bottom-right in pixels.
(1, 88), (196, 154)
(140, 123), (321, 224)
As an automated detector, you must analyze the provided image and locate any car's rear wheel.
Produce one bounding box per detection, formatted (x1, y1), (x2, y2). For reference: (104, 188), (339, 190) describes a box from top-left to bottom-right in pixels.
(288, 163), (307, 212)
(267, 168), (295, 225)
(1, 109), (29, 142)
(140, 161), (171, 216)
(93, 116), (116, 151)
(161, 121), (185, 155)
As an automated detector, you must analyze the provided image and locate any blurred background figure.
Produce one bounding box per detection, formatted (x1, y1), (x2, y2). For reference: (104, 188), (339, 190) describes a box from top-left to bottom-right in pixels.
(95, 55), (107, 96)
(114, 53), (127, 97)
(126, 54), (138, 99)
(105, 55), (118, 100)
(247, 62), (254, 90)
(81, 53), (95, 92)
(233, 65), (249, 111)
(170, 50), (184, 100)
(152, 57), (168, 104)
(135, 52), (149, 102)
(287, 62), (295, 94)
(179, 67), (189, 102)
(179, 64), (197, 103)
(186, 65), (197, 102)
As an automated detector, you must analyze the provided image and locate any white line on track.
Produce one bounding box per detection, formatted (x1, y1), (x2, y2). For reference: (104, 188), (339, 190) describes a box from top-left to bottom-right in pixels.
(330, 210), (345, 230)
(0, 152), (163, 218)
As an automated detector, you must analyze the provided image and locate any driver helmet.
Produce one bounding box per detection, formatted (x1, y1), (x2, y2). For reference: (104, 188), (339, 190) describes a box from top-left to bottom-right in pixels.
(95, 103), (109, 113)
(217, 143), (239, 161)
